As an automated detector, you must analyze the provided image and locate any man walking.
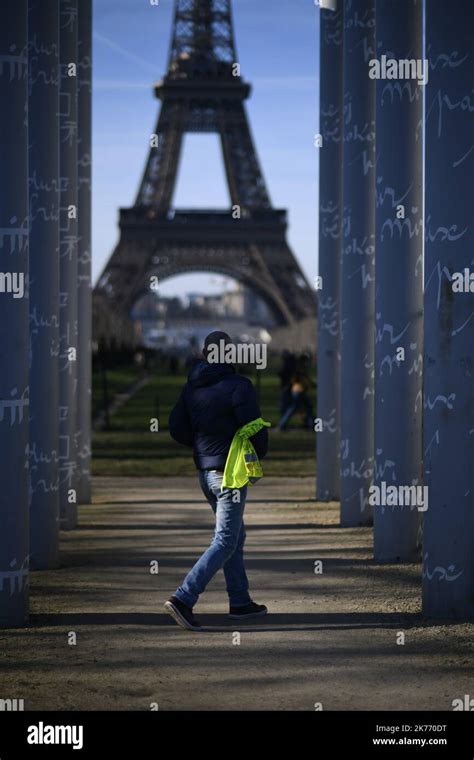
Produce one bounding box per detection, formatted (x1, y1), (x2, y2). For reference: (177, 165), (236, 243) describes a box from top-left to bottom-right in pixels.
(165, 331), (269, 631)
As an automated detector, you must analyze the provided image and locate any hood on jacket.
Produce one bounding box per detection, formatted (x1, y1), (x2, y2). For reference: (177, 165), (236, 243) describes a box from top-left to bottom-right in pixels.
(187, 360), (235, 389)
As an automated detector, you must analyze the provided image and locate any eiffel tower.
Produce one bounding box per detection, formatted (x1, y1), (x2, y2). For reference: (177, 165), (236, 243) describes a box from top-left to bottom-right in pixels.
(94, 0), (315, 339)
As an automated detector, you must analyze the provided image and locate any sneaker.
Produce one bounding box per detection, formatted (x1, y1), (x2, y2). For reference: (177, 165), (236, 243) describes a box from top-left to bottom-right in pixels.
(228, 601), (268, 619)
(164, 596), (201, 631)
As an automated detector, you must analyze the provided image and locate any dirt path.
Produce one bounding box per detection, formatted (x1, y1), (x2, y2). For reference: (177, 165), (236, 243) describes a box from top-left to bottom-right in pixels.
(0, 477), (472, 711)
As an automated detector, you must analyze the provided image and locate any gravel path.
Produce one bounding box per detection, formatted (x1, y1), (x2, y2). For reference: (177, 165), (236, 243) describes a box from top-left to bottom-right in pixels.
(0, 477), (472, 711)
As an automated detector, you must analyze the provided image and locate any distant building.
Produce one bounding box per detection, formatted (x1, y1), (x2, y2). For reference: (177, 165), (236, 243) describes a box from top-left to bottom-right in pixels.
(131, 282), (276, 349)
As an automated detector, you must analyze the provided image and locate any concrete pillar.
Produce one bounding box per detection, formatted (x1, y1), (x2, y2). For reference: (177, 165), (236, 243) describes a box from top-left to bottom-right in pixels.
(77, 0), (92, 504)
(339, 0), (375, 526)
(373, 0), (424, 561)
(28, 0), (60, 569)
(0, 1), (29, 626)
(59, 0), (79, 528)
(422, 0), (474, 617)
(317, 0), (343, 501)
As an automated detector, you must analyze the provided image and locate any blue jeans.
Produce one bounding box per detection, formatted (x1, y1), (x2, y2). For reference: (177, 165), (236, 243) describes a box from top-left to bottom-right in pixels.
(174, 470), (252, 609)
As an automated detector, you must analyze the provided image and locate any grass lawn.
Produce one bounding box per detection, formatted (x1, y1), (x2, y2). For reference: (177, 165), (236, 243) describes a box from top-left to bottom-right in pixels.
(92, 366), (143, 418)
(92, 369), (316, 477)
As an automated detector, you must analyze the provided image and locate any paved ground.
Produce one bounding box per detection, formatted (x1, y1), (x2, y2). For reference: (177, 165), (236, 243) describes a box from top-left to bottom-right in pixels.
(0, 477), (472, 711)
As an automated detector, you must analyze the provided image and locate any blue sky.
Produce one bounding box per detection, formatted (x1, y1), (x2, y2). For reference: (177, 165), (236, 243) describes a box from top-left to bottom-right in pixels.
(92, 0), (320, 296)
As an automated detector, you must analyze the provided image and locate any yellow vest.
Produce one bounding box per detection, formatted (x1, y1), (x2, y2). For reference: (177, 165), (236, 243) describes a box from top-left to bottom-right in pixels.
(222, 417), (271, 490)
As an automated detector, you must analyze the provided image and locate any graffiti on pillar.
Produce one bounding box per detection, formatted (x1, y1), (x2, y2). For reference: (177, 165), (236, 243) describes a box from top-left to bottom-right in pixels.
(338, 0), (376, 525)
(28, 43), (59, 93)
(0, 387), (29, 426)
(340, 433), (375, 513)
(0, 7), (30, 620)
(317, 3), (344, 501)
(27, 7), (60, 512)
(363, 350), (375, 389)
(28, 439), (59, 496)
(60, 1), (78, 31)
(420, 0), (474, 615)
(0, 48), (27, 83)
(30, 308), (60, 354)
(59, 93), (77, 147)
(76, 2), (93, 500)
(374, 2), (424, 556)
(58, 0), (79, 522)
(58, 314), (76, 374)
(28, 18), (61, 505)
(422, 553), (463, 583)
(0, 220), (29, 255)
(318, 291), (339, 337)
(77, 440), (91, 469)
(58, 422), (77, 492)
(0, 557), (29, 597)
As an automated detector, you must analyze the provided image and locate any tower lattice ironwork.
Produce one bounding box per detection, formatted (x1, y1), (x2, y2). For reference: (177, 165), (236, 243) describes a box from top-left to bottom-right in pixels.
(95, 0), (315, 335)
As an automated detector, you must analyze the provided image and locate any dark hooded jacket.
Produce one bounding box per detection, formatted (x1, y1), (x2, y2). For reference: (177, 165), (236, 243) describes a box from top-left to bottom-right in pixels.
(169, 360), (268, 471)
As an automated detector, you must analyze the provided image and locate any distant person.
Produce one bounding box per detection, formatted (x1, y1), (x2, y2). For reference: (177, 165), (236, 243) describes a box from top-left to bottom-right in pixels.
(298, 351), (312, 375)
(278, 369), (314, 431)
(278, 350), (296, 415)
(165, 331), (269, 631)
